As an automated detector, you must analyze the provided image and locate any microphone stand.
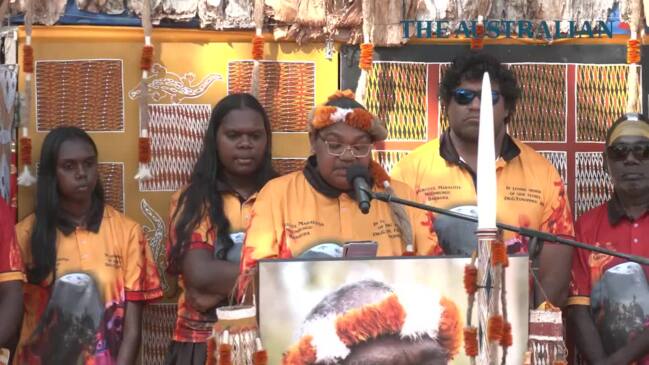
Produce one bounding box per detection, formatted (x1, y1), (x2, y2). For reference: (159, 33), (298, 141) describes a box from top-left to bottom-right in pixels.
(364, 189), (649, 266)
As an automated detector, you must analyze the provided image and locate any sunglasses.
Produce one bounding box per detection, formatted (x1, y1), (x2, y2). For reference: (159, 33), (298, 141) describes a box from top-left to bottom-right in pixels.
(606, 143), (649, 161)
(452, 88), (501, 105)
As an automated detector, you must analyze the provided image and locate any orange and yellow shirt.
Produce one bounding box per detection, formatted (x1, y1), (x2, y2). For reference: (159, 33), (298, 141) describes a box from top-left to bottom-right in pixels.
(15, 205), (162, 364)
(168, 188), (256, 343)
(240, 166), (440, 279)
(391, 133), (574, 254)
(0, 198), (23, 283)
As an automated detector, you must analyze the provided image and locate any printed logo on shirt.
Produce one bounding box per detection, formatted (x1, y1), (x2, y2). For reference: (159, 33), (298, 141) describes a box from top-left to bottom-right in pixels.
(503, 186), (543, 205)
(416, 185), (462, 202)
(285, 220), (325, 241)
(104, 254), (123, 268)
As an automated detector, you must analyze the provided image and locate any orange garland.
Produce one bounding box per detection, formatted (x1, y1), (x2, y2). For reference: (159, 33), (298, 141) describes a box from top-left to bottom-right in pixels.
(359, 43), (374, 71)
(138, 137), (152, 164)
(487, 315), (504, 342)
(19, 137), (32, 166)
(23, 45), (34, 74)
(218, 343), (233, 365)
(627, 39), (641, 64)
(335, 293), (405, 346)
(463, 264), (478, 295)
(500, 321), (513, 348)
(252, 35), (264, 60)
(463, 327), (479, 357)
(471, 23), (485, 50)
(491, 241), (508, 267)
(282, 335), (317, 365)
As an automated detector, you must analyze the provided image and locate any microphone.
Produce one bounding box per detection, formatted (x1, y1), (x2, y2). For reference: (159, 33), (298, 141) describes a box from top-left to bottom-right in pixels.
(346, 165), (372, 214)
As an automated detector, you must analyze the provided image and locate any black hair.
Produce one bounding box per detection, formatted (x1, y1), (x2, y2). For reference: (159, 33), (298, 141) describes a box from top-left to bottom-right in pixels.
(168, 93), (277, 274)
(325, 96), (365, 109)
(440, 52), (521, 122)
(28, 127), (104, 284)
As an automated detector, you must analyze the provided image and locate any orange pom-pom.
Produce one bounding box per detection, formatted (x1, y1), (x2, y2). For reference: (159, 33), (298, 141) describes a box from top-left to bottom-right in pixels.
(359, 43), (374, 71)
(23, 45), (34, 74)
(218, 343), (233, 365)
(464, 264), (478, 295)
(282, 335), (317, 365)
(20, 137), (32, 166)
(627, 39), (641, 64)
(252, 35), (264, 60)
(346, 108), (373, 130)
(206, 337), (217, 365)
(138, 137), (151, 164)
(311, 106), (337, 129)
(471, 24), (485, 50)
(141, 45), (154, 71)
(463, 327), (479, 357)
(488, 315), (504, 342)
(491, 241), (508, 267)
(500, 321), (513, 348)
(253, 350), (268, 365)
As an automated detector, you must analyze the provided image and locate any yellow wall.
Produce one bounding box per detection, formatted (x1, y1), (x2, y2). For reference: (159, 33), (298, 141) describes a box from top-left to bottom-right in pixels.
(18, 26), (339, 225)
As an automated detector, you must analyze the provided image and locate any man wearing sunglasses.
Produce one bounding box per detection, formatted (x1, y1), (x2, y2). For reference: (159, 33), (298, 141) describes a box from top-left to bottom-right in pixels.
(567, 113), (649, 365)
(392, 52), (575, 308)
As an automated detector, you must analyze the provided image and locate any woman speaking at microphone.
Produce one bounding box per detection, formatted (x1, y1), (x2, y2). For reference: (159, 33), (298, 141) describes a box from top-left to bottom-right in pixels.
(240, 90), (441, 286)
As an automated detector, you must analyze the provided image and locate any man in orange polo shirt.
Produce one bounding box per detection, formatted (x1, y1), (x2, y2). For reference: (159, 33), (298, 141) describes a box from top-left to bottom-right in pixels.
(392, 52), (574, 307)
(0, 198), (24, 361)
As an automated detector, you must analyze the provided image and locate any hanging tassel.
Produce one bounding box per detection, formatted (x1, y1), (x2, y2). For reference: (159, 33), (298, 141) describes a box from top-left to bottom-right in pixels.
(205, 335), (217, 365)
(488, 315), (504, 342)
(500, 321), (512, 348)
(252, 35), (264, 60)
(253, 338), (268, 365)
(464, 264), (478, 295)
(141, 44), (154, 71)
(218, 331), (233, 365)
(355, 43), (373, 105)
(627, 38), (641, 64)
(491, 241), (508, 267)
(464, 327), (479, 357)
(134, 134), (153, 180)
(23, 45), (34, 73)
(471, 16), (485, 50)
(17, 135), (35, 186)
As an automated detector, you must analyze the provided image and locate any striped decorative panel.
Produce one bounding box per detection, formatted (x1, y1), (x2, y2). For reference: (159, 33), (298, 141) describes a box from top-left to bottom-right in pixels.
(575, 152), (613, 217)
(98, 162), (125, 212)
(272, 158), (306, 176)
(139, 104), (211, 192)
(508, 64), (566, 142)
(228, 61), (315, 132)
(372, 150), (409, 175)
(36, 59), (124, 131)
(140, 303), (177, 365)
(365, 62), (428, 141)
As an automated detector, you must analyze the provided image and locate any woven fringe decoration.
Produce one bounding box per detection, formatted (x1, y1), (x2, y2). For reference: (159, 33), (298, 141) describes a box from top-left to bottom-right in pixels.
(206, 305), (261, 365)
(529, 305), (568, 364)
(18, 0), (35, 186)
(135, 0), (154, 181)
(471, 16), (485, 49)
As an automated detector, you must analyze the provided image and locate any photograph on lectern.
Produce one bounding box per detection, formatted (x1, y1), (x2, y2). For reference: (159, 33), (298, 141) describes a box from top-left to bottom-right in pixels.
(259, 256), (529, 364)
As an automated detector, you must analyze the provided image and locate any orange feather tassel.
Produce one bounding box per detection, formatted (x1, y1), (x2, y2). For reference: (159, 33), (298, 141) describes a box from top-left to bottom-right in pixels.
(23, 45), (34, 74)
(464, 327), (479, 357)
(140, 45), (154, 71)
(138, 137), (151, 164)
(627, 39), (641, 64)
(488, 315), (504, 342)
(252, 35), (264, 60)
(359, 43), (374, 71)
(471, 23), (485, 50)
(464, 264), (478, 295)
(500, 321), (513, 348)
(19, 137), (32, 166)
(218, 343), (232, 365)
(253, 350), (268, 365)
(205, 337), (217, 365)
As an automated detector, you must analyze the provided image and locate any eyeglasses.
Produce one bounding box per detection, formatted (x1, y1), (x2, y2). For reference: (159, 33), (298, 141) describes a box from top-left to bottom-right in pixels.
(318, 135), (372, 158)
(452, 88), (501, 106)
(607, 143), (649, 161)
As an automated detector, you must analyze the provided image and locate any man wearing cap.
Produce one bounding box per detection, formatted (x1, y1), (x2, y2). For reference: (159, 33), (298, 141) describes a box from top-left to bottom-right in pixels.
(392, 52), (574, 307)
(239, 90), (440, 290)
(567, 113), (649, 364)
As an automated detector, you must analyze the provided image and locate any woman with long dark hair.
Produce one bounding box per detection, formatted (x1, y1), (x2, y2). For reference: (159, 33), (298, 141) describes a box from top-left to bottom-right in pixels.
(165, 93), (276, 364)
(14, 126), (162, 364)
